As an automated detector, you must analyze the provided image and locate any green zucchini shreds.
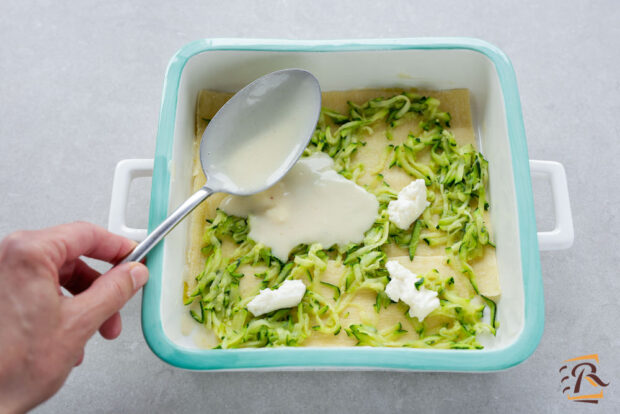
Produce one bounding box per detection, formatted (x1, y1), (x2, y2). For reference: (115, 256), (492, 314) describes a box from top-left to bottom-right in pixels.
(408, 220), (423, 260)
(320, 281), (341, 301)
(188, 91), (496, 349)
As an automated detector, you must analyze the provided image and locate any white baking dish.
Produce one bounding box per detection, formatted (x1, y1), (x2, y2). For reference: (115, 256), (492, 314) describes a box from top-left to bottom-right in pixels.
(108, 38), (573, 371)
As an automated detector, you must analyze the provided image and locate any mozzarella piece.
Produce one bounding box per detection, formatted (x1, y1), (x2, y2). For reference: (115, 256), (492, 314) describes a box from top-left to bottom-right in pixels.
(247, 280), (307, 316)
(387, 179), (430, 230)
(385, 260), (439, 321)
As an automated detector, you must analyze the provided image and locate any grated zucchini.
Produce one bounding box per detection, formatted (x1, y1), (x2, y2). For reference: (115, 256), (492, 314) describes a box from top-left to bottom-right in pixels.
(186, 91), (497, 349)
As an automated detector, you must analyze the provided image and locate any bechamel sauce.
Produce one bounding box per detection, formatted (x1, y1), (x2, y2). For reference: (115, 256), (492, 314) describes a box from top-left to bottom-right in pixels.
(220, 152), (379, 261)
(202, 71), (320, 194)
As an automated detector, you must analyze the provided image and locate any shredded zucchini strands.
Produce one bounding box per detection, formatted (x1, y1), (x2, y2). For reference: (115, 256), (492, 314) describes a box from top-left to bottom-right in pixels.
(185, 92), (498, 349)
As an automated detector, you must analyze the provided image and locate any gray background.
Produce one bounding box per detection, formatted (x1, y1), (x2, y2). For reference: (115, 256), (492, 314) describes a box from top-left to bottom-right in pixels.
(1, 0), (618, 412)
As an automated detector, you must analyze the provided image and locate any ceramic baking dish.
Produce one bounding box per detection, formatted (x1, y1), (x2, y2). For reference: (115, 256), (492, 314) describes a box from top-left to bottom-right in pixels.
(108, 38), (574, 371)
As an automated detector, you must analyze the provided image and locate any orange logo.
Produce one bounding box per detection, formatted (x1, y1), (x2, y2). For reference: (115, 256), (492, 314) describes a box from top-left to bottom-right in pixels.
(560, 354), (610, 404)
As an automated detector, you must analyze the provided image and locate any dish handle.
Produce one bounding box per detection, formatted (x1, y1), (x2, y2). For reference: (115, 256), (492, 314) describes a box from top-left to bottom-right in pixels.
(529, 160), (574, 250)
(108, 159), (154, 241)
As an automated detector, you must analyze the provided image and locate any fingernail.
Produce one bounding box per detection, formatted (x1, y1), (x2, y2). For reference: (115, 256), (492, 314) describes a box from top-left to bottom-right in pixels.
(130, 264), (149, 290)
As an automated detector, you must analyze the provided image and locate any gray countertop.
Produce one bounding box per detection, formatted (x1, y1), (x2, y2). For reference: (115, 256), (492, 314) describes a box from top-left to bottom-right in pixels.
(1, 0), (618, 412)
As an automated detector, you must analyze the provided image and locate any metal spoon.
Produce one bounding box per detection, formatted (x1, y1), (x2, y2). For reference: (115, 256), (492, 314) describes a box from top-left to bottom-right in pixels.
(121, 69), (321, 263)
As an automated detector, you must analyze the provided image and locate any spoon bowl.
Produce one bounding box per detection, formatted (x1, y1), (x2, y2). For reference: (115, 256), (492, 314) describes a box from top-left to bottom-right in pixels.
(202, 69), (321, 195)
(121, 69), (321, 263)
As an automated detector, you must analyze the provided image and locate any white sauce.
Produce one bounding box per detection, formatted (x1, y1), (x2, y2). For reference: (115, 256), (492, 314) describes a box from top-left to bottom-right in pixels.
(221, 152), (379, 261)
(202, 71), (320, 194)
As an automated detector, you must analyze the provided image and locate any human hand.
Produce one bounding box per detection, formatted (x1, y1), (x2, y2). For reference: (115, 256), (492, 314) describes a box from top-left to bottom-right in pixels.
(0, 222), (149, 414)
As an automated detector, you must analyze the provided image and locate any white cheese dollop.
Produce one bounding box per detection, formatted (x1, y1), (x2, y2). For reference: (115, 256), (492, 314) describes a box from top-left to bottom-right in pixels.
(387, 179), (430, 230)
(247, 280), (307, 316)
(385, 260), (439, 321)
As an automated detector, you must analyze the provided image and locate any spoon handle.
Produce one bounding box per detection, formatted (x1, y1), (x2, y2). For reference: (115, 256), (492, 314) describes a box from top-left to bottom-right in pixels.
(121, 185), (214, 264)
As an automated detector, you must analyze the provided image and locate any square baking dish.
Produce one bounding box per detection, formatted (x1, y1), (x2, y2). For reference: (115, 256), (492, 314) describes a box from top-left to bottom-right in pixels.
(108, 38), (574, 371)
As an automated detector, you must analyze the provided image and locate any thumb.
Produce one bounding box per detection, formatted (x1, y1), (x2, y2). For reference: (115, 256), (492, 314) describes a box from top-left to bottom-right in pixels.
(67, 262), (149, 341)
